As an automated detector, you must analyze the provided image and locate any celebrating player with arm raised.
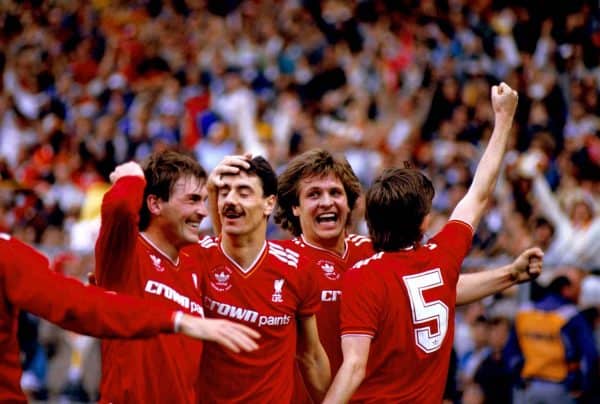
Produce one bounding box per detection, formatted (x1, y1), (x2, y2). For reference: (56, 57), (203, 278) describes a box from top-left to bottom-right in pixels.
(323, 83), (543, 403)
(93, 151), (259, 403)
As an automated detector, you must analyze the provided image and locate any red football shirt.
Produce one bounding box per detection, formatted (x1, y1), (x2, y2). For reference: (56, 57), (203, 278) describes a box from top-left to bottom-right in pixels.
(95, 176), (204, 403)
(194, 237), (320, 402)
(341, 221), (473, 403)
(280, 234), (374, 374)
(0, 235), (177, 403)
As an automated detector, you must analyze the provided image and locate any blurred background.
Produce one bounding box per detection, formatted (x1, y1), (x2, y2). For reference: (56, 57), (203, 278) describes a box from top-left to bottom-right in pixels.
(0, 0), (598, 402)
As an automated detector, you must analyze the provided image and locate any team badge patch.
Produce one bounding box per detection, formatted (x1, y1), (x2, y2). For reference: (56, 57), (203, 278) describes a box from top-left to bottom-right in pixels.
(318, 260), (340, 280)
(210, 266), (233, 291)
(150, 254), (165, 272)
(272, 278), (285, 303)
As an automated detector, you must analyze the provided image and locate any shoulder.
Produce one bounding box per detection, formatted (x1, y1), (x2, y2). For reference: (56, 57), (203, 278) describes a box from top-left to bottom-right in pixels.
(197, 235), (219, 250)
(267, 240), (300, 269)
(351, 251), (385, 271)
(345, 252), (385, 284)
(346, 234), (375, 258)
(346, 234), (372, 248)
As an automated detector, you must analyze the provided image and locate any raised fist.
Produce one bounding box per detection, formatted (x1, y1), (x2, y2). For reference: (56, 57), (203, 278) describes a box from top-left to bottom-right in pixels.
(491, 82), (518, 119)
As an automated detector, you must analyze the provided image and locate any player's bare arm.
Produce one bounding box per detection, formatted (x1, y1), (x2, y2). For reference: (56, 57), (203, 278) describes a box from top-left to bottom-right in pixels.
(206, 154), (252, 235)
(455, 247), (544, 305)
(450, 82), (518, 229)
(297, 315), (332, 402)
(323, 335), (371, 404)
(177, 315), (260, 353)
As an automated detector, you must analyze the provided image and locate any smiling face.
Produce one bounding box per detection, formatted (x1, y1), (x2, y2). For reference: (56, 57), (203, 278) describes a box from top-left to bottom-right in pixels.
(154, 174), (208, 248)
(218, 171), (275, 238)
(292, 173), (350, 249)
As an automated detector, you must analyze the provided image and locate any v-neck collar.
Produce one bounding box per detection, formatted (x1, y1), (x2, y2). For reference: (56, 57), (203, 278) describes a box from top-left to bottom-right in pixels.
(219, 240), (268, 276)
(139, 233), (180, 267)
(300, 234), (348, 260)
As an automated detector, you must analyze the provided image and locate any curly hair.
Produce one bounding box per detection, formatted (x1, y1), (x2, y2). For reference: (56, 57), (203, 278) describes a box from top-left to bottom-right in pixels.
(274, 149), (361, 236)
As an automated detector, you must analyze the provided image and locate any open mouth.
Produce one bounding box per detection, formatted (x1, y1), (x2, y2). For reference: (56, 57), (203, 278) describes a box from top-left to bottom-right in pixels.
(316, 213), (338, 224)
(186, 220), (201, 230)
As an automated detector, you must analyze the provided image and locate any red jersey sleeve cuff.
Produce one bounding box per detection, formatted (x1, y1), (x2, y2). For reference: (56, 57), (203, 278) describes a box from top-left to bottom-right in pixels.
(341, 328), (376, 338)
(448, 220), (475, 235)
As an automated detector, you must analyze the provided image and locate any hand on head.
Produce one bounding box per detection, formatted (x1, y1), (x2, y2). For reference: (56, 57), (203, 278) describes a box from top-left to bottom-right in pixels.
(208, 154), (252, 190)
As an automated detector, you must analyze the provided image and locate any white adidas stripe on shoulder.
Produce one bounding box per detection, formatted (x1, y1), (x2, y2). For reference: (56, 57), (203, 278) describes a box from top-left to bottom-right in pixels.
(199, 235), (218, 249)
(268, 242), (299, 268)
(346, 234), (371, 246)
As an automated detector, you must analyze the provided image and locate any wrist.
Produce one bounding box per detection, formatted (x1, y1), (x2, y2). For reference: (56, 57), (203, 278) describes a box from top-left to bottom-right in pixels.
(506, 263), (521, 285)
(173, 311), (184, 333)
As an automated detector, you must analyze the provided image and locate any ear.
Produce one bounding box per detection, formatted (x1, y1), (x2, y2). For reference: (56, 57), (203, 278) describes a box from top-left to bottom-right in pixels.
(263, 195), (276, 217)
(420, 213), (432, 234)
(147, 194), (162, 216)
(292, 205), (300, 217)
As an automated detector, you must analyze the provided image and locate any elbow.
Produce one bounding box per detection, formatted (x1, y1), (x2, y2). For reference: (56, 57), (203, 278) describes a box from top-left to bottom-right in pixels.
(344, 356), (367, 381)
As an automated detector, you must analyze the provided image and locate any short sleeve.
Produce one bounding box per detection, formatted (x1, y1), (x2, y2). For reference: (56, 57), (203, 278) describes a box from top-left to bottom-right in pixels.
(297, 255), (321, 317)
(429, 221), (473, 270)
(340, 265), (383, 338)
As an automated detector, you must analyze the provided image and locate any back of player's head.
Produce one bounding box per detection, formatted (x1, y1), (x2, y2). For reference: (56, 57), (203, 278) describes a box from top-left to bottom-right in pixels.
(274, 148), (361, 236)
(139, 150), (206, 230)
(366, 167), (434, 251)
(242, 156), (278, 198)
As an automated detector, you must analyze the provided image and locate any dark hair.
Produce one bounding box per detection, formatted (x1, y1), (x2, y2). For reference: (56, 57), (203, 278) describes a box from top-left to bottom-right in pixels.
(366, 168), (435, 252)
(547, 275), (571, 296)
(274, 149), (361, 236)
(241, 156), (278, 197)
(139, 151), (206, 231)
(533, 216), (555, 235)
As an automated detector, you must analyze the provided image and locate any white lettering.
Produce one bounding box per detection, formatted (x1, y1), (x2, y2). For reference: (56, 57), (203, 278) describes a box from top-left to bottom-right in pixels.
(258, 314), (291, 327)
(203, 297), (290, 327)
(321, 290), (342, 302)
(144, 280), (201, 314)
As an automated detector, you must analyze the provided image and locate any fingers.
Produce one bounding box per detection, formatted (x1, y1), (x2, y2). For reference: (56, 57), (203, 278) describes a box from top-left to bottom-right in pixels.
(525, 247), (544, 279)
(524, 247), (544, 260)
(209, 155), (252, 188)
(214, 321), (261, 353)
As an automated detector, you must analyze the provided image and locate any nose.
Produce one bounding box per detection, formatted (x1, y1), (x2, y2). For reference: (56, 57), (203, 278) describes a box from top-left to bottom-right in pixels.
(319, 192), (334, 207)
(197, 199), (208, 218)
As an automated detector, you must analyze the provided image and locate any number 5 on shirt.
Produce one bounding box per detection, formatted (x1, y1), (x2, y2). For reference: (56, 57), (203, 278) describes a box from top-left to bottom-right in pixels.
(403, 268), (448, 353)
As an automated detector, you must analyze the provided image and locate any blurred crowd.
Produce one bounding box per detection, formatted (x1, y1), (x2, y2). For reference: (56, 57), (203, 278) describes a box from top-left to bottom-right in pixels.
(0, 0), (598, 402)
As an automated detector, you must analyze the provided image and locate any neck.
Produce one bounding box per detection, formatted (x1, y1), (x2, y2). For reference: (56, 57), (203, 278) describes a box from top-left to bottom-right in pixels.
(142, 227), (180, 262)
(221, 228), (267, 270)
(304, 233), (346, 257)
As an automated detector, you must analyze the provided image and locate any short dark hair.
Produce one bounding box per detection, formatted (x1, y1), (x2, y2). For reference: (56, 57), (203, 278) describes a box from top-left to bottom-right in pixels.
(242, 156), (278, 198)
(139, 151), (206, 231)
(366, 168), (435, 252)
(274, 149), (361, 236)
(547, 275), (571, 296)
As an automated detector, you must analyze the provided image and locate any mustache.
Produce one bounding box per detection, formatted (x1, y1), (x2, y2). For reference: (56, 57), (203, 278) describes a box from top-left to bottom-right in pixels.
(222, 204), (243, 215)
